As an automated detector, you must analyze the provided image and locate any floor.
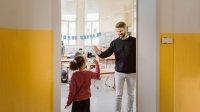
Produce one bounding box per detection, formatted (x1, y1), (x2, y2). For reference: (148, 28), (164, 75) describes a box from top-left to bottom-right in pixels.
(61, 75), (136, 112)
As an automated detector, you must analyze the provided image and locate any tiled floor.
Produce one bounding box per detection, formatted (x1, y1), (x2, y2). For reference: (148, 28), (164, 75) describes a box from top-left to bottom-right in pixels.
(61, 75), (136, 112)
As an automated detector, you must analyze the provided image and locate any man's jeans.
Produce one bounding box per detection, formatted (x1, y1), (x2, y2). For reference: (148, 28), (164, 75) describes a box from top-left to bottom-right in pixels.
(115, 72), (136, 112)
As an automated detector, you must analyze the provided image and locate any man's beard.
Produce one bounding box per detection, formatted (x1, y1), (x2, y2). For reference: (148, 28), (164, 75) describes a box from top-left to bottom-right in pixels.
(119, 33), (126, 38)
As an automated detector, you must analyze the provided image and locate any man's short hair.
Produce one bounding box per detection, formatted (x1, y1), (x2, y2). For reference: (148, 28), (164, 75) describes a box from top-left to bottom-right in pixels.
(115, 21), (126, 28)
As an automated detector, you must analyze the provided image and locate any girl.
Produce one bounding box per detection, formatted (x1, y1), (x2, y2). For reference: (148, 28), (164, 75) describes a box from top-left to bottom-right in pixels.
(65, 55), (100, 112)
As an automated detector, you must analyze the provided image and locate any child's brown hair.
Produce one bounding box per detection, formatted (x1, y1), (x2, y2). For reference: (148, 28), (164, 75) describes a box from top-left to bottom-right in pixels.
(70, 56), (86, 70)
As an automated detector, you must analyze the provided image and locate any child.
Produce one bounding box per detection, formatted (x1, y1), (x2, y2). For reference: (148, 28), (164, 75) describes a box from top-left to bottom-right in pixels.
(65, 55), (100, 112)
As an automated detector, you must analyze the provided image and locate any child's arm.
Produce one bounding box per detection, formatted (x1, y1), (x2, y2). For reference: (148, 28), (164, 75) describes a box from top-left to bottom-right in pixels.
(66, 74), (77, 106)
(91, 59), (100, 79)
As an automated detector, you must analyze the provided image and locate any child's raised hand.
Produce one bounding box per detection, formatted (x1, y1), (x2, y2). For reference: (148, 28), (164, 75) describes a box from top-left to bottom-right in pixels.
(93, 59), (98, 64)
(64, 105), (68, 109)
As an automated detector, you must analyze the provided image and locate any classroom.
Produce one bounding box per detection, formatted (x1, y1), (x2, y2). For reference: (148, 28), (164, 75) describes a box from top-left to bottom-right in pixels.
(60, 0), (136, 112)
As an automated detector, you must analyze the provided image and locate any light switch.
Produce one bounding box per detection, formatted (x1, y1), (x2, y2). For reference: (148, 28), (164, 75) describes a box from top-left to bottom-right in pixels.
(161, 37), (173, 44)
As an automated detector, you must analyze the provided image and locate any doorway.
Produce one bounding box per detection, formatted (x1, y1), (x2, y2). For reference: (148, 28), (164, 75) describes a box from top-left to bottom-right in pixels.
(60, 0), (137, 112)
(53, 0), (159, 112)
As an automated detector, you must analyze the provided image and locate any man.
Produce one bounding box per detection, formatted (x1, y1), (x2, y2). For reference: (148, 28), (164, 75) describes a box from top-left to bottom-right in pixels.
(92, 21), (136, 112)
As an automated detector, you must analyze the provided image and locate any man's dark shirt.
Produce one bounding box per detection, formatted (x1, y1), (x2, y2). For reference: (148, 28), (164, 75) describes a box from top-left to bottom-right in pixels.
(98, 36), (136, 73)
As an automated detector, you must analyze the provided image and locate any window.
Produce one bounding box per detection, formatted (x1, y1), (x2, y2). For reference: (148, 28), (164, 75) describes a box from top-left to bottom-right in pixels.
(84, 13), (99, 45)
(61, 15), (76, 45)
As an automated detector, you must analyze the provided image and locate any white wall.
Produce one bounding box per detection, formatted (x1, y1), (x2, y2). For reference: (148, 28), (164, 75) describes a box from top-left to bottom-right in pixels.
(98, 0), (133, 32)
(174, 0), (200, 33)
(60, 0), (135, 37)
(0, 0), (52, 29)
(159, 0), (174, 32)
(0, 0), (18, 28)
(160, 0), (200, 33)
(17, 0), (52, 29)
(62, 0), (76, 15)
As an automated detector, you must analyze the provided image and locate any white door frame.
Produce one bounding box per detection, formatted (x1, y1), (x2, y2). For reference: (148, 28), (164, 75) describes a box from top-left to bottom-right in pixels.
(52, 0), (61, 111)
(52, 0), (160, 112)
(137, 0), (160, 112)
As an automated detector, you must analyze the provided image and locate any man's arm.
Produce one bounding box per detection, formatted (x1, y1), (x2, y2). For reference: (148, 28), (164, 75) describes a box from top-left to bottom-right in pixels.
(92, 42), (114, 58)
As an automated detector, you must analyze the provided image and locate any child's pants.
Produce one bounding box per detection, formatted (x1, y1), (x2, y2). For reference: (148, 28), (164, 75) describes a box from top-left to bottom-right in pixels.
(72, 99), (90, 112)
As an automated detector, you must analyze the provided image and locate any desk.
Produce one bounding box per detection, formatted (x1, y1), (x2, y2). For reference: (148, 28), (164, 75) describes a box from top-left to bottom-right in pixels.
(98, 56), (115, 68)
(61, 58), (73, 63)
(100, 68), (115, 74)
(62, 63), (96, 69)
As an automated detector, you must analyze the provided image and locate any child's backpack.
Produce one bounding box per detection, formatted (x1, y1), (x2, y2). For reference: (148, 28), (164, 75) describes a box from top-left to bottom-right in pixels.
(61, 69), (68, 83)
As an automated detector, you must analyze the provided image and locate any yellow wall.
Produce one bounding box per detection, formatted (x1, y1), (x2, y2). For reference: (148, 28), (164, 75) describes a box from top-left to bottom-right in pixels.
(160, 0), (200, 111)
(160, 33), (174, 112)
(160, 33), (200, 112)
(173, 34), (200, 112)
(0, 28), (53, 112)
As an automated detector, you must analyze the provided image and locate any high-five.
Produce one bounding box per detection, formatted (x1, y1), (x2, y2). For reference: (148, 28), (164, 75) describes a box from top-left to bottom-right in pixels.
(92, 46), (100, 54)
